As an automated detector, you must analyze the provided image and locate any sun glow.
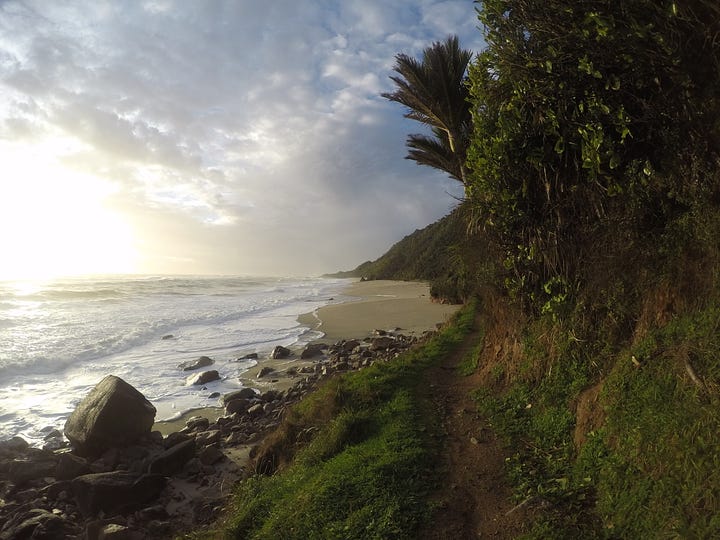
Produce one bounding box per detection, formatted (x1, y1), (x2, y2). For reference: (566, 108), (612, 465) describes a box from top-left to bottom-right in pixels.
(0, 141), (138, 280)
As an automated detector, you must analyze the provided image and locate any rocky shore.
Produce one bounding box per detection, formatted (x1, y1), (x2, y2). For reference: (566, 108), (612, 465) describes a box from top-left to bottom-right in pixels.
(0, 329), (427, 539)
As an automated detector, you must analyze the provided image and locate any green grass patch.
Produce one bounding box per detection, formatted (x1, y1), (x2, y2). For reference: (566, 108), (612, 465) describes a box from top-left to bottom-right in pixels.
(595, 303), (720, 538)
(456, 325), (484, 377)
(472, 318), (606, 538)
(196, 300), (477, 539)
(473, 298), (720, 539)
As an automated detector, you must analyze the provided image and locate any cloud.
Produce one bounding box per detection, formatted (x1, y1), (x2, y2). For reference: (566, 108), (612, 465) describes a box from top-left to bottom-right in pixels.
(0, 0), (481, 276)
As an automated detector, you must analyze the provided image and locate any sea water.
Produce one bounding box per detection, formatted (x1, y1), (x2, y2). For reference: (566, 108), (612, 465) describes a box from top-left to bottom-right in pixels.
(0, 275), (349, 445)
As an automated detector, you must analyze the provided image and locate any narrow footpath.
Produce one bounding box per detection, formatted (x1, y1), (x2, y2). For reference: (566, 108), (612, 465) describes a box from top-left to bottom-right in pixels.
(418, 319), (526, 539)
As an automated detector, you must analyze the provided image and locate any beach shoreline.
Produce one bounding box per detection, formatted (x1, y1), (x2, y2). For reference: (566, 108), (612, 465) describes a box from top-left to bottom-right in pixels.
(1, 279), (463, 537)
(299, 279), (459, 342)
(154, 279), (459, 433)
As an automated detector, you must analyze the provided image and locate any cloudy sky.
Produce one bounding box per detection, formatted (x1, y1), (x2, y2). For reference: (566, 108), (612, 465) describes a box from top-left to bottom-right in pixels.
(0, 1), (485, 278)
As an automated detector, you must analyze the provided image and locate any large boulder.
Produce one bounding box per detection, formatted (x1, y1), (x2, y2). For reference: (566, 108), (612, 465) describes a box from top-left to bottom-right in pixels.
(64, 375), (156, 457)
(220, 388), (257, 405)
(148, 439), (196, 476)
(186, 370), (220, 386)
(270, 346), (291, 359)
(178, 355), (214, 371)
(300, 343), (326, 359)
(71, 471), (166, 516)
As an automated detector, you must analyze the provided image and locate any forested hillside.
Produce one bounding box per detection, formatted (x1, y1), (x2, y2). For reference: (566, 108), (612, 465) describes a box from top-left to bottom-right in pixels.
(328, 204), (490, 302)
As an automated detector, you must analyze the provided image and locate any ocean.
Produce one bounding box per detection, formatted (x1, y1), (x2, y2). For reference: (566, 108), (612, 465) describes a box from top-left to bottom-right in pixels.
(0, 275), (350, 445)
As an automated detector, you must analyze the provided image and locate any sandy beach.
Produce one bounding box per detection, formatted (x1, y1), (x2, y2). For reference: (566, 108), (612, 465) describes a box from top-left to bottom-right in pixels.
(155, 280), (459, 434)
(298, 280), (460, 342)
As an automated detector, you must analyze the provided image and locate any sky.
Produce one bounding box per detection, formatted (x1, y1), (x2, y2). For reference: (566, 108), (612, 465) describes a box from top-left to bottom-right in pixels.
(0, 1), (485, 279)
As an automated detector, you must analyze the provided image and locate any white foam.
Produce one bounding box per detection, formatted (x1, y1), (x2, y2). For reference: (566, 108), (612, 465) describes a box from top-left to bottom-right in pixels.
(0, 275), (350, 445)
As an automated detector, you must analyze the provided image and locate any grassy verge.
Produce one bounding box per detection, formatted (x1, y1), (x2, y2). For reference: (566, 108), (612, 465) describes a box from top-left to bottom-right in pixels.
(473, 315), (603, 539)
(473, 298), (720, 539)
(594, 303), (720, 537)
(193, 300), (476, 539)
(456, 327), (484, 377)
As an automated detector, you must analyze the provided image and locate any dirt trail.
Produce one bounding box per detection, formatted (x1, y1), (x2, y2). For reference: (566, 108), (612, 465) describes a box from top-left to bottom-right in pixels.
(418, 319), (525, 539)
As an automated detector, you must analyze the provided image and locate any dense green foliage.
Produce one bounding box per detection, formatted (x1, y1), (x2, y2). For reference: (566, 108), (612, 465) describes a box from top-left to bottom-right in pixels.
(460, 3), (720, 536)
(467, 0), (720, 307)
(201, 303), (476, 539)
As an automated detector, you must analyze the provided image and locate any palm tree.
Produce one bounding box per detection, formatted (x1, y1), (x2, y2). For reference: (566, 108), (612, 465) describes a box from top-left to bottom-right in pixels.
(382, 35), (473, 186)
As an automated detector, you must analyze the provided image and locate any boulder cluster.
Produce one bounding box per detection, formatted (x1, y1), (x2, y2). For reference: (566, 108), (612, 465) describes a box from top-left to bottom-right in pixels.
(0, 330), (422, 539)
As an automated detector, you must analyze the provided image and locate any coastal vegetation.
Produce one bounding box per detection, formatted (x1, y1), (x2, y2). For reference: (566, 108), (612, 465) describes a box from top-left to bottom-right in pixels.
(202, 2), (719, 538)
(194, 302), (477, 538)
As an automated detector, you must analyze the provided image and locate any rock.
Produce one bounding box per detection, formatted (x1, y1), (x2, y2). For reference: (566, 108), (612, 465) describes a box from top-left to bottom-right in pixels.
(42, 436), (68, 452)
(148, 439), (196, 476)
(55, 453), (91, 481)
(237, 352), (258, 360)
(370, 336), (395, 351)
(186, 370), (220, 386)
(98, 523), (143, 540)
(136, 505), (168, 521)
(220, 388), (257, 405)
(71, 471), (166, 516)
(163, 431), (191, 449)
(225, 398), (250, 415)
(64, 375), (156, 457)
(84, 520), (142, 540)
(340, 339), (361, 353)
(194, 430), (221, 447)
(5, 456), (57, 485)
(185, 416), (210, 432)
(198, 446), (224, 466)
(208, 391), (221, 399)
(300, 343), (326, 359)
(247, 404), (264, 416)
(42, 429), (62, 440)
(0, 436), (29, 455)
(0, 508), (69, 540)
(270, 346), (291, 359)
(90, 447), (120, 473)
(183, 458), (202, 475)
(261, 389), (282, 402)
(38, 479), (72, 500)
(256, 366), (275, 378)
(178, 355), (214, 371)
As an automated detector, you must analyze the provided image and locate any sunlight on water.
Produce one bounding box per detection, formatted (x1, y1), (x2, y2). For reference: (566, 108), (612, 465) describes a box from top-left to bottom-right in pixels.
(0, 275), (350, 445)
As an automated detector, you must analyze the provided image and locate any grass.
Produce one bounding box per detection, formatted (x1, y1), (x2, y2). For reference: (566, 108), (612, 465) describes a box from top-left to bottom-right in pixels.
(456, 327), (484, 377)
(192, 300), (477, 539)
(473, 295), (720, 539)
(595, 303), (720, 538)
